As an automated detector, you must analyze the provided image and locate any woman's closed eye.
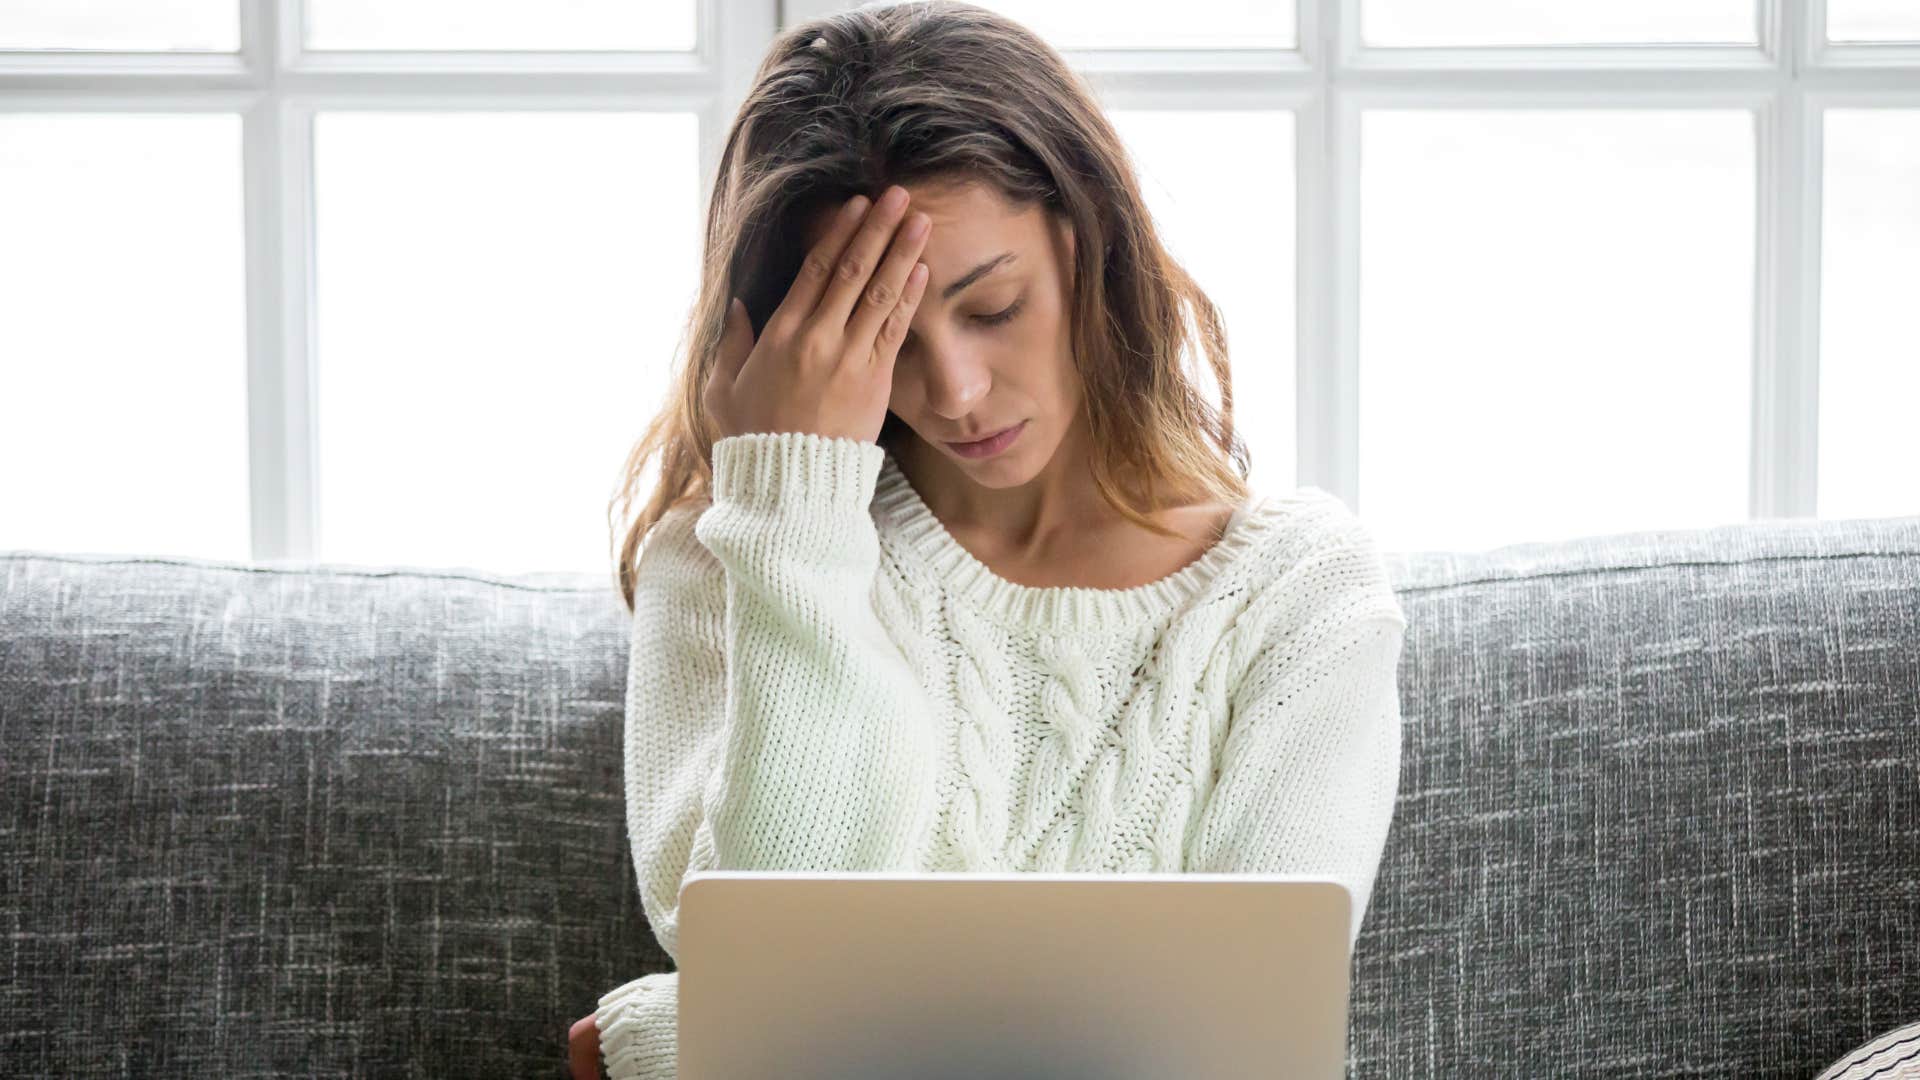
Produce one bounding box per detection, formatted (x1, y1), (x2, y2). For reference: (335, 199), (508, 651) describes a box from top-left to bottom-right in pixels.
(973, 297), (1025, 327)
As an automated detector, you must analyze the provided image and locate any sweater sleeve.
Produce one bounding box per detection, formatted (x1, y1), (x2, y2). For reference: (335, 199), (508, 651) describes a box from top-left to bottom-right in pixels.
(1183, 513), (1409, 951)
(595, 430), (944, 1080)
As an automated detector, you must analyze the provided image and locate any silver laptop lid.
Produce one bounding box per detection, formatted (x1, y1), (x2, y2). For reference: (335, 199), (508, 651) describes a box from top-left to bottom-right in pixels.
(677, 871), (1353, 1080)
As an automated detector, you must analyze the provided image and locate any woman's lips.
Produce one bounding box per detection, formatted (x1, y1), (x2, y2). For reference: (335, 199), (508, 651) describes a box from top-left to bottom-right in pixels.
(945, 420), (1027, 459)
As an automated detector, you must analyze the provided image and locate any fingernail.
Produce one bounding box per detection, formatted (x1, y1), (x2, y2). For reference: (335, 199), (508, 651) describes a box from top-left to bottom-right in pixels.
(843, 195), (868, 219)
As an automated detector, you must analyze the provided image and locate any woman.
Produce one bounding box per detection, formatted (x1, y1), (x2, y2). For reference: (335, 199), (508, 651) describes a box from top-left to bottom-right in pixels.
(572, 2), (1409, 1076)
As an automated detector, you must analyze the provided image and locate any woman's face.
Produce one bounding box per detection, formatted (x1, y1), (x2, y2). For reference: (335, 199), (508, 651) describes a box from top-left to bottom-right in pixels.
(800, 179), (1082, 488)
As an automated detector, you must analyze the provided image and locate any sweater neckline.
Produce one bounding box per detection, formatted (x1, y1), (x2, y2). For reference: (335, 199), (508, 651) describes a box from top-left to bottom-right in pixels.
(872, 450), (1278, 630)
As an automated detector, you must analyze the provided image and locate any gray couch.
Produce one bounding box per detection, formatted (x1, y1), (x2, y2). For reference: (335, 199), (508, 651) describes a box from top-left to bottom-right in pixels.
(3, 511), (1916, 1077)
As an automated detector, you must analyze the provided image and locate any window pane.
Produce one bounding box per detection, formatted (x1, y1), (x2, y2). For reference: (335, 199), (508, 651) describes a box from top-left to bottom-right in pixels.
(970, 1), (1293, 49)
(1359, 110), (1755, 554)
(1364, 0), (1756, 47)
(1109, 110), (1296, 489)
(305, 0), (696, 51)
(0, 114), (248, 560)
(1827, 0), (1920, 43)
(1819, 110), (1920, 521)
(313, 111), (698, 574)
(0, 0), (237, 51)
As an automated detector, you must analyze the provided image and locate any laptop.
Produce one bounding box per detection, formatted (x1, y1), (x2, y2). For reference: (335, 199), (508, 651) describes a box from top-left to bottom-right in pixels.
(675, 870), (1354, 1080)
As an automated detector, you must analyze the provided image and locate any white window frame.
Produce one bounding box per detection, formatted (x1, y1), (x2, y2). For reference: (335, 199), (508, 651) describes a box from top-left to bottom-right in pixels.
(0, 0), (781, 562)
(1, 1), (1915, 562)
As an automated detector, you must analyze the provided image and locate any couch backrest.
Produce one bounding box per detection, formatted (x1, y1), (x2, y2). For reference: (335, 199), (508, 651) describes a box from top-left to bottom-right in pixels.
(1365, 514), (1920, 1077)
(0, 553), (656, 1076)
(3, 513), (1916, 1077)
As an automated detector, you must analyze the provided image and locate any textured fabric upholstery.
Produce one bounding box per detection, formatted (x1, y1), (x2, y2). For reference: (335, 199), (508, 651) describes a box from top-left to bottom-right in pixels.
(3, 511), (1916, 1076)
(1359, 514), (1920, 1077)
(0, 554), (664, 1076)
(1815, 1018), (1920, 1079)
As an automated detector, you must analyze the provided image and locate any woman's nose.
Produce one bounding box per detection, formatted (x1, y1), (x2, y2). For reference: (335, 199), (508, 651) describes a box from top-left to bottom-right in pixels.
(910, 341), (991, 416)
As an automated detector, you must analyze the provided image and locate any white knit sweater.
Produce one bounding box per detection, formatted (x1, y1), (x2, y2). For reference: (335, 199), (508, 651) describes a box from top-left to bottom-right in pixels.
(594, 430), (1409, 1079)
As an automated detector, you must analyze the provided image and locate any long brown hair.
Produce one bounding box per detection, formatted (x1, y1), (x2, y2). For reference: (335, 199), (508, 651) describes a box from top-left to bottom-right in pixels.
(607, 0), (1251, 613)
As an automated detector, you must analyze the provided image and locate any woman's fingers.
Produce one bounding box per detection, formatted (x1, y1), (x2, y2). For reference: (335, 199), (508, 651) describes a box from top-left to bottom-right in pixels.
(768, 192), (871, 339)
(810, 184), (915, 338)
(869, 260), (930, 370)
(568, 1013), (600, 1080)
(844, 210), (931, 367)
(705, 296), (753, 405)
(702, 183), (927, 445)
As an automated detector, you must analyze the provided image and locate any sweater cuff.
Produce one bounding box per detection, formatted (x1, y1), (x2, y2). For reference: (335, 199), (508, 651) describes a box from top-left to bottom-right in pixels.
(710, 431), (884, 512)
(596, 971), (678, 1080)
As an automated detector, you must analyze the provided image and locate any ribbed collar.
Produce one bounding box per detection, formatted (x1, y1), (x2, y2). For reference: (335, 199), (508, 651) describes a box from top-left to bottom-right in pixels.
(871, 449), (1294, 632)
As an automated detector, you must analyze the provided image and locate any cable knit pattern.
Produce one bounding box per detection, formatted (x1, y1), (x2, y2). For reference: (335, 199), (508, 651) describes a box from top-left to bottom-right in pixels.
(1025, 629), (1102, 841)
(943, 597), (1016, 872)
(596, 430), (1408, 1079)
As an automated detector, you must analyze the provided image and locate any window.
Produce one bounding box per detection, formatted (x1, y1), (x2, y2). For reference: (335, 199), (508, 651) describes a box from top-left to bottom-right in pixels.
(1, 1), (1912, 568)
(0, 0), (733, 573)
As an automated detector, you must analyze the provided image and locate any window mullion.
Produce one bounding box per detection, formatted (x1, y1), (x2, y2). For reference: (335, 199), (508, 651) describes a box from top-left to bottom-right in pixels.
(1300, 0), (1357, 511)
(1753, 0), (1821, 520)
(244, 0), (318, 562)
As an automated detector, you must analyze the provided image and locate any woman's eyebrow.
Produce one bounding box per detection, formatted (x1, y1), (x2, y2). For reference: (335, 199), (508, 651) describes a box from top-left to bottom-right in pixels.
(939, 251), (1018, 301)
